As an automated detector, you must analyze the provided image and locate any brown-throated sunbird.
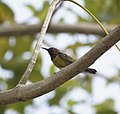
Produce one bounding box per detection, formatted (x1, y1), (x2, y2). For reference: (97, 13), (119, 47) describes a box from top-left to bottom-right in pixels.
(42, 47), (97, 74)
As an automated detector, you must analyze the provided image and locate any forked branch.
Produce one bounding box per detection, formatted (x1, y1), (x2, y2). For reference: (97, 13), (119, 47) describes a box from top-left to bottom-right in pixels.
(0, 25), (120, 106)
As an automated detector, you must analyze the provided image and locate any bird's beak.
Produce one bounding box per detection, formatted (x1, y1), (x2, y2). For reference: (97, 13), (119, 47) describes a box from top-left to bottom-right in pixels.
(41, 47), (48, 51)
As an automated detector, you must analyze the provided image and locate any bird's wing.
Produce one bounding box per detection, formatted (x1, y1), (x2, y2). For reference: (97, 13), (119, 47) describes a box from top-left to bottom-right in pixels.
(58, 53), (76, 64)
(52, 53), (76, 68)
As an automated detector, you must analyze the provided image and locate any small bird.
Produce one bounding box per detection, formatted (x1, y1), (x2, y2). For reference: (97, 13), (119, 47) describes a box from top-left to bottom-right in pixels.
(42, 47), (97, 74)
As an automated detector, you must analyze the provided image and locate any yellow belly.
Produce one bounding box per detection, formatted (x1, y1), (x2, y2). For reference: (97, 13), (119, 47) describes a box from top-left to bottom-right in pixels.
(53, 56), (68, 68)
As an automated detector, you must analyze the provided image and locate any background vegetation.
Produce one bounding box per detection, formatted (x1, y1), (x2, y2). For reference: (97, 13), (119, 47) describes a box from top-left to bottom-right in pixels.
(0, 0), (120, 114)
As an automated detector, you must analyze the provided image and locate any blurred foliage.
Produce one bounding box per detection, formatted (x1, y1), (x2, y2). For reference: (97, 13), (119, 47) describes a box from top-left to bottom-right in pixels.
(95, 99), (115, 113)
(95, 99), (117, 114)
(84, 0), (120, 24)
(26, 1), (50, 22)
(0, 0), (120, 114)
(0, 3), (14, 23)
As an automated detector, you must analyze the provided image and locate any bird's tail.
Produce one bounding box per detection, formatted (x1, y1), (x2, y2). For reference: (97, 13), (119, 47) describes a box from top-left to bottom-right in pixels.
(84, 68), (97, 74)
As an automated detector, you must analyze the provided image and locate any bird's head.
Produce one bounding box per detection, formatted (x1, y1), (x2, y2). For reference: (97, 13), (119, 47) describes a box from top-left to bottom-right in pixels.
(41, 47), (61, 60)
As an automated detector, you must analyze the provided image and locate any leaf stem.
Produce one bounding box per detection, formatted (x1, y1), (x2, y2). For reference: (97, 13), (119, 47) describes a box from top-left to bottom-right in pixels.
(66, 0), (120, 51)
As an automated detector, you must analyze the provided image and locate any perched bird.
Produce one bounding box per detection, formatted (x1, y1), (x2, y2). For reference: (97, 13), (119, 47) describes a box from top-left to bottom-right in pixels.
(42, 47), (97, 74)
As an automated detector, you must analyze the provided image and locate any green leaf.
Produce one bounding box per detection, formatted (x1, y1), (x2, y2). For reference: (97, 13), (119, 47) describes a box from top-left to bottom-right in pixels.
(86, 75), (92, 93)
(26, 1), (49, 22)
(0, 106), (5, 114)
(30, 55), (44, 82)
(0, 3), (14, 23)
(49, 64), (55, 75)
(7, 100), (32, 114)
(84, 0), (120, 23)
(95, 99), (115, 113)
(67, 42), (95, 55)
(67, 100), (78, 107)
(37, 1), (49, 21)
(0, 38), (9, 60)
(96, 110), (117, 114)
(26, 5), (37, 13)
(67, 109), (75, 114)
(12, 36), (33, 57)
(48, 88), (66, 106)
(48, 79), (81, 106)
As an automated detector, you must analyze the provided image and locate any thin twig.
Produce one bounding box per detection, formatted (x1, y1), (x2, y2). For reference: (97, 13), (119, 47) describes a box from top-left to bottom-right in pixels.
(17, 0), (61, 85)
(66, 0), (120, 51)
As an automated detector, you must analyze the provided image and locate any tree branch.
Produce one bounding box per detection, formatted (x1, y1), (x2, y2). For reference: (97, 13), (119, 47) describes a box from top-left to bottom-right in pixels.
(0, 23), (117, 37)
(0, 25), (120, 106)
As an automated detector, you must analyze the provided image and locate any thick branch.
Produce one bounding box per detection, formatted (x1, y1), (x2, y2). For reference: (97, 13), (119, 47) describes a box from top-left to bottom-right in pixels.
(0, 23), (117, 37)
(0, 25), (120, 106)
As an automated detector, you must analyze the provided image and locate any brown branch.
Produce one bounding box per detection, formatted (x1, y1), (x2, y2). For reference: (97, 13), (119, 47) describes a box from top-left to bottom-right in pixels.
(0, 23), (117, 37)
(0, 25), (120, 106)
